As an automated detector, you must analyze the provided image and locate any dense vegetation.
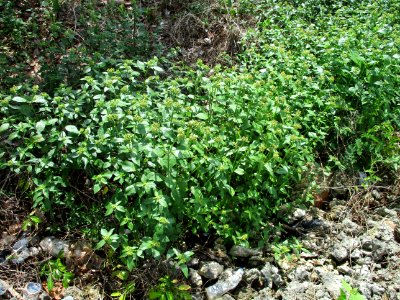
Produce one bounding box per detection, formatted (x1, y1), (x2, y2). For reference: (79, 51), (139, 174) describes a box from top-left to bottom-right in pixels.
(1, 0), (399, 290)
(0, 0), (159, 91)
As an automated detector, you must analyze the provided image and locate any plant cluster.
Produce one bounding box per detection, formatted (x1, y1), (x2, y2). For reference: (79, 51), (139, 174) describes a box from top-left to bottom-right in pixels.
(40, 257), (74, 291)
(0, 55), (319, 269)
(0, 0), (399, 278)
(243, 0), (400, 173)
(148, 276), (191, 300)
(0, 0), (160, 92)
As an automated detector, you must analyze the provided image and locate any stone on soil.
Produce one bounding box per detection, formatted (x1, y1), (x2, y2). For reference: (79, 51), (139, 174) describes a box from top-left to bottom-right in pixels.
(251, 287), (274, 300)
(261, 263), (284, 287)
(229, 245), (261, 258)
(215, 294), (235, 300)
(318, 270), (344, 299)
(189, 268), (203, 287)
(199, 261), (224, 279)
(287, 208), (306, 224)
(39, 237), (70, 257)
(243, 268), (263, 285)
(205, 268), (244, 300)
(64, 286), (84, 300)
(330, 245), (348, 263)
(375, 207), (397, 218)
(288, 265), (310, 282)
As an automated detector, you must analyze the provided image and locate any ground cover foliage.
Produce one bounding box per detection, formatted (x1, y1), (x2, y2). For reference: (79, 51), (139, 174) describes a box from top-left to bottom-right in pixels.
(0, 0), (160, 92)
(1, 0), (400, 294)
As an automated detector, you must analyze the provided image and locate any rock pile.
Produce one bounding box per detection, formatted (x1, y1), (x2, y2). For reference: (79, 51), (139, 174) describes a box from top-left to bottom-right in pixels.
(1, 190), (399, 300)
(185, 192), (400, 299)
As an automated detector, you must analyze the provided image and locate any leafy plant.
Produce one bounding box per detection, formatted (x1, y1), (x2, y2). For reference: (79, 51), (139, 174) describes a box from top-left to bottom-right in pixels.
(0, 56), (320, 267)
(1, 0), (399, 274)
(148, 276), (191, 300)
(40, 257), (74, 291)
(22, 212), (42, 231)
(111, 282), (136, 300)
(0, 0), (160, 92)
(337, 280), (366, 300)
(166, 248), (194, 278)
(243, 0), (400, 174)
(272, 237), (307, 261)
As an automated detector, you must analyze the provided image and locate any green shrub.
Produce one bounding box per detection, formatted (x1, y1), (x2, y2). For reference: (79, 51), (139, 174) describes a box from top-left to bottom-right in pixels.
(0, 56), (319, 267)
(0, 0), (160, 92)
(1, 0), (399, 271)
(242, 0), (400, 173)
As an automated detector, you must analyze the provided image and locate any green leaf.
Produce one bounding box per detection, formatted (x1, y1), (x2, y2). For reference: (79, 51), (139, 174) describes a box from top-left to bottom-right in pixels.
(12, 96), (27, 103)
(112, 270), (129, 281)
(7, 131), (19, 141)
(166, 291), (174, 300)
(137, 124), (147, 135)
(341, 280), (352, 292)
(111, 292), (122, 297)
(47, 274), (54, 291)
(105, 205), (113, 216)
(14, 104), (34, 116)
(95, 239), (106, 250)
(351, 294), (366, 300)
(277, 166), (289, 175)
(94, 184), (102, 194)
(128, 222), (134, 231)
(0, 123), (9, 133)
(121, 161), (136, 173)
(65, 125), (79, 134)
(127, 257), (136, 271)
(116, 205), (126, 212)
(136, 60), (145, 70)
(36, 121), (46, 133)
(180, 265), (189, 278)
(148, 291), (162, 299)
(195, 113), (208, 120)
(264, 163), (273, 175)
(33, 96), (48, 104)
(159, 197), (168, 208)
(178, 284), (191, 291)
(152, 66), (164, 73)
(125, 282), (135, 293)
(229, 186), (235, 196)
(30, 216), (41, 224)
(62, 272), (74, 288)
(125, 185), (136, 196)
(144, 181), (156, 193)
(234, 168), (245, 175)
(349, 51), (365, 67)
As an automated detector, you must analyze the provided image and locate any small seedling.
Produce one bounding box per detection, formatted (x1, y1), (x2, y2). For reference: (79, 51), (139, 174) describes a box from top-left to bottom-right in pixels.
(40, 257), (74, 291)
(337, 280), (366, 300)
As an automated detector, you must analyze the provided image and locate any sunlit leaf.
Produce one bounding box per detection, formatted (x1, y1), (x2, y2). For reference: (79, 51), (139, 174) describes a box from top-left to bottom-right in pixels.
(65, 125), (79, 134)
